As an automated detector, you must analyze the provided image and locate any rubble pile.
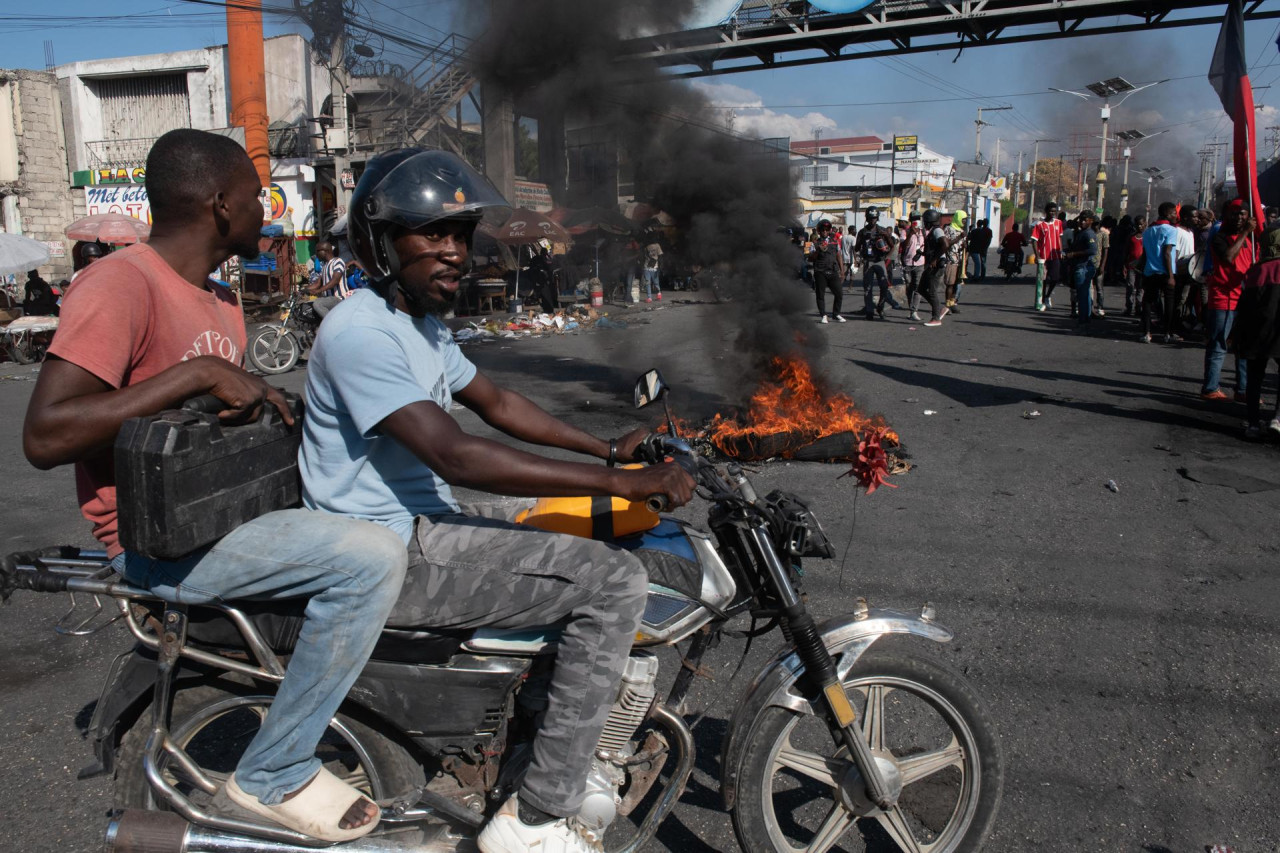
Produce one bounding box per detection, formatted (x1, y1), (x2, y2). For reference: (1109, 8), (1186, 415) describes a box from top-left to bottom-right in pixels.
(453, 306), (626, 343)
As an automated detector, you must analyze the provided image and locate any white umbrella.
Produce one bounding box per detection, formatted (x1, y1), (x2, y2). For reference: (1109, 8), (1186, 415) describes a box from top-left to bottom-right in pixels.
(0, 233), (51, 276)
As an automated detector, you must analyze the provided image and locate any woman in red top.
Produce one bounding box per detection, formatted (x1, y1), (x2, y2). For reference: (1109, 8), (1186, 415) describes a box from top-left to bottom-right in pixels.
(1234, 223), (1280, 437)
(1201, 200), (1255, 399)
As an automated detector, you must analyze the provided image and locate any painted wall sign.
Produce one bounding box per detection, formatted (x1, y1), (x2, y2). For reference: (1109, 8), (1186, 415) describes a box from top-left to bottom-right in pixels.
(84, 185), (152, 224)
(514, 179), (554, 212)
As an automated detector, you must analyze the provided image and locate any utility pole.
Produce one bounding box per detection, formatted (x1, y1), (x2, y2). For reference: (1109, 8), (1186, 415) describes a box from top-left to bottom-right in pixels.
(330, 34), (353, 214)
(1026, 139), (1050, 230)
(975, 106), (1012, 162)
(1097, 103), (1109, 213)
(994, 137), (1002, 173)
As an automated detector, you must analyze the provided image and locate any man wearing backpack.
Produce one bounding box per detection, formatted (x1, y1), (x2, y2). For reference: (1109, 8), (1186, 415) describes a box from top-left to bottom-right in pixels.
(853, 207), (901, 320)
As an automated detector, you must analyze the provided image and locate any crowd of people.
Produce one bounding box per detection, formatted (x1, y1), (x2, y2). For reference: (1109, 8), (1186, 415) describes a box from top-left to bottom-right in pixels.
(794, 196), (1280, 440)
(1024, 197), (1280, 438)
(797, 207), (995, 328)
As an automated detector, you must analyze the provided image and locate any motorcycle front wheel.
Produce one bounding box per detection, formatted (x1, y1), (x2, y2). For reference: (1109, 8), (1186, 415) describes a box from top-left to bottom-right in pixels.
(247, 326), (301, 374)
(732, 648), (1002, 853)
(114, 680), (425, 812)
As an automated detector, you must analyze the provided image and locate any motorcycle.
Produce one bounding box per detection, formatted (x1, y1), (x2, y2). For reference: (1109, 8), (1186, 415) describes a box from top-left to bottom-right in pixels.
(3, 314), (58, 364)
(246, 288), (320, 375)
(999, 250), (1023, 281)
(1, 369), (1002, 853)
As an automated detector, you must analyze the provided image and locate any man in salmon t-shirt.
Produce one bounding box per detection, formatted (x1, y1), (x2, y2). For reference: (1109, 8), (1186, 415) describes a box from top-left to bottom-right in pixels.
(21, 129), (406, 844)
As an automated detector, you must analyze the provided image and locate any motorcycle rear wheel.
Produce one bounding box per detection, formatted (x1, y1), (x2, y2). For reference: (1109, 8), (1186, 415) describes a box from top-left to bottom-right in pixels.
(115, 681), (425, 812)
(732, 648), (1002, 853)
(247, 327), (301, 375)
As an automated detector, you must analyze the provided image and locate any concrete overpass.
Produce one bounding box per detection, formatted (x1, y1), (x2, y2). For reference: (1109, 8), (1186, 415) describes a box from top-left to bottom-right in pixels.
(617, 0), (1280, 78)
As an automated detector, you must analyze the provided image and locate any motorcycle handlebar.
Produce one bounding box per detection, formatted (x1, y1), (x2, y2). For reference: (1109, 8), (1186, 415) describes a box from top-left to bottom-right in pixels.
(646, 494), (670, 513)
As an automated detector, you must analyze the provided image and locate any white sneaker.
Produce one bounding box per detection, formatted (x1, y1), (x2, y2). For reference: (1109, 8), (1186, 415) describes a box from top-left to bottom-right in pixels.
(478, 796), (601, 853)
(909, 311), (922, 322)
(1046, 298), (1053, 309)
(834, 314), (847, 323)
(819, 315), (829, 324)
(1269, 418), (1280, 438)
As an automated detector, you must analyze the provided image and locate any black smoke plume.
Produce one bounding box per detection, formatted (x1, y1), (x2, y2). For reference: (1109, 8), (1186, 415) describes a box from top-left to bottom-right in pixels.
(466, 0), (831, 414)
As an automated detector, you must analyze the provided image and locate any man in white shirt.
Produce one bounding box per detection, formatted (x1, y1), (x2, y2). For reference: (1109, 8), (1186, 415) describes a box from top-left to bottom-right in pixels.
(309, 240), (349, 318)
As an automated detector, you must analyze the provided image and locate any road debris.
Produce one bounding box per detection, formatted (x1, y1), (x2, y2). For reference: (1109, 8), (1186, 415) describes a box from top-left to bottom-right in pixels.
(1106, 479), (1119, 493)
(1022, 410), (1041, 419)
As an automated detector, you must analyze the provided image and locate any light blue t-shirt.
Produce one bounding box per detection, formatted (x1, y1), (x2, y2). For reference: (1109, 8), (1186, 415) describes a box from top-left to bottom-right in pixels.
(1142, 221), (1179, 276)
(300, 288), (477, 543)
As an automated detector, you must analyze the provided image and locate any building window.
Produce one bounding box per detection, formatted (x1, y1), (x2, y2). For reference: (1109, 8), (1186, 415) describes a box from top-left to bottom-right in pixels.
(88, 73), (191, 140)
(820, 146), (830, 155)
(802, 165), (829, 183)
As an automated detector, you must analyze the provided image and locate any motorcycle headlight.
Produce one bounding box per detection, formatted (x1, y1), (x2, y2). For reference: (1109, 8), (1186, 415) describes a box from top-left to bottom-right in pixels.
(763, 490), (835, 559)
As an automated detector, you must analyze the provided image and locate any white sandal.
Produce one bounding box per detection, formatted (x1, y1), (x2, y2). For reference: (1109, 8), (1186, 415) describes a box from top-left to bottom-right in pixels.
(226, 767), (380, 843)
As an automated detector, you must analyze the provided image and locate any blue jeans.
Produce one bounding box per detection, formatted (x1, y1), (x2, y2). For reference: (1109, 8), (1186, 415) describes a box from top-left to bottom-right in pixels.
(116, 509), (408, 805)
(1202, 307), (1247, 394)
(641, 267), (660, 298)
(862, 260), (900, 316)
(1073, 262), (1096, 325)
(970, 252), (986, 280)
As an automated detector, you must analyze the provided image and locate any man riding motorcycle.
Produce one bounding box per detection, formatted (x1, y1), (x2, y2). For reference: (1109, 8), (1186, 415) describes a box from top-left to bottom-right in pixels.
(21, 129), (408, 844)
(299, 147), (696, 853)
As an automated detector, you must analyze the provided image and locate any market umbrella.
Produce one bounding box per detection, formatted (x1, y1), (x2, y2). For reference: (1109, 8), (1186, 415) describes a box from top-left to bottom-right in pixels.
(558, 207), (634, 279)
(562, 206), (634, 236)
(492, 208), (572, 299)
(0, 232), (51, 277)
(65, 213), (150, 245)
(493, 208), (571, 245)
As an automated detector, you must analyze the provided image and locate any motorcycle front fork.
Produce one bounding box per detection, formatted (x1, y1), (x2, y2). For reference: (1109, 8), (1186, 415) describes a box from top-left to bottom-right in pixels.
(747, 526), (897, 811)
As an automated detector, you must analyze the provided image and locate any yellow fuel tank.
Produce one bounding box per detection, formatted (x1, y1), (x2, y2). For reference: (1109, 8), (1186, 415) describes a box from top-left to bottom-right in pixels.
(517, 494), (661, 541)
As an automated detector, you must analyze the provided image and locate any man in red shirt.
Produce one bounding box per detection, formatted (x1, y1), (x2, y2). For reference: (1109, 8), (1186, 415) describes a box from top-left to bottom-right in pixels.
(22, 129), (405, 843)
(1201, 199), (1255, 399)
(1029, 202), (1063, 311)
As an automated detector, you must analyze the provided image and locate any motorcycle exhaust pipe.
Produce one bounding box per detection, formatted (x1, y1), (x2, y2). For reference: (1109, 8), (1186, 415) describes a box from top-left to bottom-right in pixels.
(106, 810), (462, 853)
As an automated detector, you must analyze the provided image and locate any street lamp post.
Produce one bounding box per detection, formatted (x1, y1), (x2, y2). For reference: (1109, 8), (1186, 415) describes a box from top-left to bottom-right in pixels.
(1142, 166), (1165, 220)
(1050, 77), (1166, 213)
(1114, 129), (1169, 213)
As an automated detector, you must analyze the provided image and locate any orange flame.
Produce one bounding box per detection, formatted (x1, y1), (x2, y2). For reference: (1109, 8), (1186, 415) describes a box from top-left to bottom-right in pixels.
(700, 356), (897, 460)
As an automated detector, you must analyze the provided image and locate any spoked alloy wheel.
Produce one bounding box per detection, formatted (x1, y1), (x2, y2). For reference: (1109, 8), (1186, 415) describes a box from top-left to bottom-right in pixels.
(733, 649), (1002, 853)
(248, 327), (300, 374)
(115, 683), (423, 812)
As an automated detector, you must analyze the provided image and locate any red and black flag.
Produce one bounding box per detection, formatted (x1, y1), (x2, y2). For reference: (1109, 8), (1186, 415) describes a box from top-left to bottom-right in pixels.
(1209, 0), (1264, 222)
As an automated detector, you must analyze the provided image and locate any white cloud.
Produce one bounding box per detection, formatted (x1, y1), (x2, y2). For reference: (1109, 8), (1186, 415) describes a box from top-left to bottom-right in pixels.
(692, 80), (843, 141)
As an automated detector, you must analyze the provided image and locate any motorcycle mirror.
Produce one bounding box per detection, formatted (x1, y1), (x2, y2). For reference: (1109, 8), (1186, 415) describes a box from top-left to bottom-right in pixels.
(634, 369), (668, 409)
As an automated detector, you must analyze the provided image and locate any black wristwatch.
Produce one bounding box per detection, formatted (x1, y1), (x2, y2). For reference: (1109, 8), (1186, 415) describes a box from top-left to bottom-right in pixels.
(607, 439), (618, 468)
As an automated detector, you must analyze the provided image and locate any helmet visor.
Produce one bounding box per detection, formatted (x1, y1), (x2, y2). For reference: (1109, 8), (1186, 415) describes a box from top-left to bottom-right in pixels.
(366, 151), (511, 232)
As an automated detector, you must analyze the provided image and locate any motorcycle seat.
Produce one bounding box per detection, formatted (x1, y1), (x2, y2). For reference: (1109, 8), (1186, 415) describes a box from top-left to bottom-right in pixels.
(175, 601), (471, 666)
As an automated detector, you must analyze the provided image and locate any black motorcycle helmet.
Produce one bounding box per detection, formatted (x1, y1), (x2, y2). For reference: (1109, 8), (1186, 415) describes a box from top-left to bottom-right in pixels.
(865, 206), (880, 222)
(348, 148), (510, 312)
(922, 209), (940, 226)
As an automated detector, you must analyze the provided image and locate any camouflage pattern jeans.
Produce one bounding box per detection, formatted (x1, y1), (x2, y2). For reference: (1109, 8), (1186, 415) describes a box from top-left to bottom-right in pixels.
(386, 500), (648, 818)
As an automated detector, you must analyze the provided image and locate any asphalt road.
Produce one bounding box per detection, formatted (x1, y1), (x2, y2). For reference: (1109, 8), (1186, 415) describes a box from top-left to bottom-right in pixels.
(2, 277), (1279, 853)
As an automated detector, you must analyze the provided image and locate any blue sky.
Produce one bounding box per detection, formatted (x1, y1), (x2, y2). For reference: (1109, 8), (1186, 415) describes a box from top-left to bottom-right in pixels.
(3, 1), (1275, 195)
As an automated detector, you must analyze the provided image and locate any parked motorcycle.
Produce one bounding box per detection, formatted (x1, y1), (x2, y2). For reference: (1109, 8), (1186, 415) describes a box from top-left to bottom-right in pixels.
(3, 314), (58, 364)
(1, 369), (1002, 853)
(1000, 250), (1023, 281)
(246, 288), (319, 375)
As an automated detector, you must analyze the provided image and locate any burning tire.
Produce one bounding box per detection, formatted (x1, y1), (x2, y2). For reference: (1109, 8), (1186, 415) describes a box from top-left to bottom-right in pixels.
(732, 649), (1002, 853)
